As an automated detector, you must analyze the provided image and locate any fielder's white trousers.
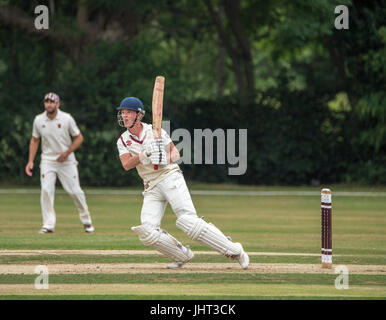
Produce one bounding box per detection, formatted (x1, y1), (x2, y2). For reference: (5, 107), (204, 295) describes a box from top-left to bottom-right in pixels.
(40, 162), (92, 230)
(141, 171), (197, 228)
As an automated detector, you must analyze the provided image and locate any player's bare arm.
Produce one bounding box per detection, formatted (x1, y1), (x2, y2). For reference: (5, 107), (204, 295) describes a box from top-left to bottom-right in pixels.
(119, 153), (141, 171)
(26, 136), (40, 176)
(57, 133), (83, 162)
(120, 141), (177, 171)
(166, 142), (180, 164)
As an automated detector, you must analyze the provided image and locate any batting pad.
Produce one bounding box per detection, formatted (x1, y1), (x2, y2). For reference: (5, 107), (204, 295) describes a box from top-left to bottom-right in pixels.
(131, 224), (191, 263)
(176, 214), (242, 257)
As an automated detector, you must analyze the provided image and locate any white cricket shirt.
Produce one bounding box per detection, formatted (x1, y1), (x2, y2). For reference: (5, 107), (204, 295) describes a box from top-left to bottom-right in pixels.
(32, 109), (81, 164)
(117, 122), (180, 190)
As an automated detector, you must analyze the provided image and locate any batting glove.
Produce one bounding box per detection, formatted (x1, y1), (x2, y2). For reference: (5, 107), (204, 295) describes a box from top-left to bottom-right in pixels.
(150, 138), (165, 154)
(150, 149), (167, 166)
(139, 147), (151, 165)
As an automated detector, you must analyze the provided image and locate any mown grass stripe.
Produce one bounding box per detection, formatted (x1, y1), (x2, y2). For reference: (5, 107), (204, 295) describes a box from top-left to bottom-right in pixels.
(2, 294), (382, 300)
(1, 284), (386, 298)
(0, 254), (322, 265)
(0, 250), (322, 256)
(1, 273), (385, 286)
(1, 188), (386, 197)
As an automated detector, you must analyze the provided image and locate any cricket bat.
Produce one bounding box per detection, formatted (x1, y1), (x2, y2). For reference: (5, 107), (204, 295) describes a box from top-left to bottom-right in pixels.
(152, 76), (165, 170)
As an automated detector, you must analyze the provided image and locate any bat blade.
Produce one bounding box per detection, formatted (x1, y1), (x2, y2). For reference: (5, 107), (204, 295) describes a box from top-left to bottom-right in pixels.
(152, 76), (165, 170)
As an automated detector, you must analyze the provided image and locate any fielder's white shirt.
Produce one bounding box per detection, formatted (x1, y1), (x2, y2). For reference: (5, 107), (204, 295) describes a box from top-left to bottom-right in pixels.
(117, 122), (180, 190)
(32, 109), (80, 164)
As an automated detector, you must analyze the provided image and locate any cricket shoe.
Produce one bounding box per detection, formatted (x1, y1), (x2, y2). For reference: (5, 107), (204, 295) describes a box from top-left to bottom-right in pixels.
(83, 224), (95, 233)
(167, 246), (194, 269)
(235, 243), (249, 270)
(38, 228), (54, 234)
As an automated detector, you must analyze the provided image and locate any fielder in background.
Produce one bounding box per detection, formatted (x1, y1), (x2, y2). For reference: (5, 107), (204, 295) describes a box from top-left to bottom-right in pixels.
(116, 97), (249, 269)
(25, 92), (95, 234)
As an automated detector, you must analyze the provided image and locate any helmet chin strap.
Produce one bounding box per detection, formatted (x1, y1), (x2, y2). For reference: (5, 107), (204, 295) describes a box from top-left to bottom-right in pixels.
(129, 112), (139, 129)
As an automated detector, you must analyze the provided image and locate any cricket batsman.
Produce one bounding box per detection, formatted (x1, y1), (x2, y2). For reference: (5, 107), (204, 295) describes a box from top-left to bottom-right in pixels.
(116, 97), (249, 269)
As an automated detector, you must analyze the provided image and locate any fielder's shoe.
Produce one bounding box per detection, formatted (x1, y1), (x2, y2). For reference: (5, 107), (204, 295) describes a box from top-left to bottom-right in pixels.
(235, 243), (249, 270)
(167, 246), (194, 269)
(83, 224), (95, 233)
(38, 228), (54, 234)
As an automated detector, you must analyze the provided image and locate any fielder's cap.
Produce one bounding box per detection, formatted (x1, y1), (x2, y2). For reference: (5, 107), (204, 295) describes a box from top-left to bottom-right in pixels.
(117, 97), (145, 114)
(44, 92), (60, 102)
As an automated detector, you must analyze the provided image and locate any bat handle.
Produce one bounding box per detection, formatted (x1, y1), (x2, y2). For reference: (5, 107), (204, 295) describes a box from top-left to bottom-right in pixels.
(154, 165), (158, 170)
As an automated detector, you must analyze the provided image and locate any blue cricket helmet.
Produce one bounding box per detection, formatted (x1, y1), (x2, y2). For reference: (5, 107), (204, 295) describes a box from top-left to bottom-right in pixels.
(116, 97), (145, 128)
(117, 97), (145, 114)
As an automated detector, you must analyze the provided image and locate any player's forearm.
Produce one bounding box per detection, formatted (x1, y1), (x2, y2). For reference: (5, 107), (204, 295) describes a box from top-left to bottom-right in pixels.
(168, 147), (180, 164)
(66, 134), (83, 155)
(122, 155), (140, 171)
(28, 138), (40, 163)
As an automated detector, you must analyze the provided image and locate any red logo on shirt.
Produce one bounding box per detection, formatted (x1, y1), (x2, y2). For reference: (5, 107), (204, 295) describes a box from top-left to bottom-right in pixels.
(126, 140), (131, 146)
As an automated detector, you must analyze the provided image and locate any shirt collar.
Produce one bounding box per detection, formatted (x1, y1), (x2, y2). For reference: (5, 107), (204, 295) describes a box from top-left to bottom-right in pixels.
(127, 123), (149, 144)
(128, 122), (147, 140)
(44, 109), (62, 121)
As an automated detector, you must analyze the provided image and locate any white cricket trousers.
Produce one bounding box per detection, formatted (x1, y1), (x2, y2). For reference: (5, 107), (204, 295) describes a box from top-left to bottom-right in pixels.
(141, 171), (196, 227)
(40, 162), (93, 230)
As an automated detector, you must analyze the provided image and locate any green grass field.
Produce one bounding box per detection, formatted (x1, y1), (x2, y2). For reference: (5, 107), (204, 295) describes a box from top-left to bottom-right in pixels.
(0, 184), (385, 300)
